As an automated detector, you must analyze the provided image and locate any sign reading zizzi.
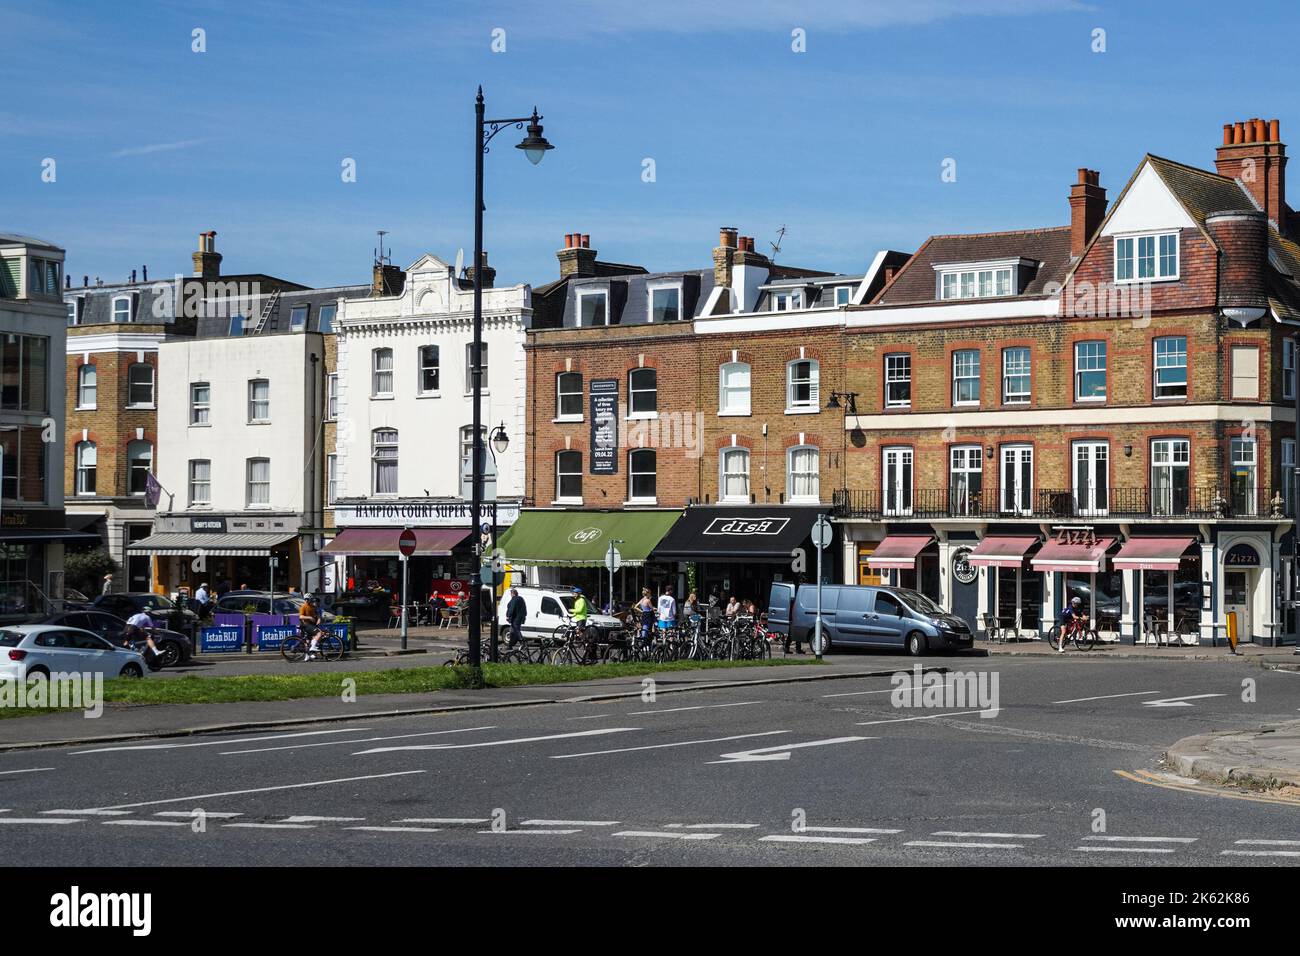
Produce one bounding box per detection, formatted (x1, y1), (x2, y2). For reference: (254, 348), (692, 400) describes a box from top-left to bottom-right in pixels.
(590, 378), (619, 474)
(702, 517), (791, 536)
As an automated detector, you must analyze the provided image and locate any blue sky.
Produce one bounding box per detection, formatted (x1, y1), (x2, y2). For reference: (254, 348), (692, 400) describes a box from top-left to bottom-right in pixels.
(2, 0), (1296, 288)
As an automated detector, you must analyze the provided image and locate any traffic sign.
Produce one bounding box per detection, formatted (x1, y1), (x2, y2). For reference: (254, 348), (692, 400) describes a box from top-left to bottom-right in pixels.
(605, 546), (623, 574)
(398, 528), (417, 558)
(811, 515), (832, 550)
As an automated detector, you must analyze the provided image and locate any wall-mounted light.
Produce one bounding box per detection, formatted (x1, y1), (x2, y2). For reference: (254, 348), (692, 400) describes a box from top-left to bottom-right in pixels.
(986, 445), (995, 458)
(1123, 444), (1133, 457)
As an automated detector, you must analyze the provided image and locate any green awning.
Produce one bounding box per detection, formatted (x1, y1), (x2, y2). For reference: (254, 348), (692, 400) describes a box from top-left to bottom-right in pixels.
(496, 510), (680, 567)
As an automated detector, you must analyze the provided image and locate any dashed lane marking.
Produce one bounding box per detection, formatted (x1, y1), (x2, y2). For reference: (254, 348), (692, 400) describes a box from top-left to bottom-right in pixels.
(1074, 846), (1176, 854)
(355, 728), (640, 755)
(0, 817), (81, 824)
(282, 816), (366, 823)
(397, 817), (489, 825)
(74, 770), (425, 811)
(102, 820), (189, 827)
(905, 841), (1024, 849)
(520, 819), (619, 826)
(932, 831), (1044, 839)
(1052, 691), (1161, 704)
(224, 822), (316, 830)
(854, 710), (997, 726)
(626, 701), (762, 716)
(761, 834), (876, 846)
(220, 726), (497, 756)
(476, 829), (581, 835)
(614, 830), (720, 840)
(1235, 839), (1300, 846)
(1222, 849), (1300, 857)
(155, 811), (242, 819)
(72, 728), (369, 755)
(42, 809), (131, 816)
(803, 826), (902, 834)
(1082, 835), (1197, 843)
(684, 823), (758, 829)
(346, 826), (442, 834)
(0, 767), (55, 776)
(554, 731), (788, 759)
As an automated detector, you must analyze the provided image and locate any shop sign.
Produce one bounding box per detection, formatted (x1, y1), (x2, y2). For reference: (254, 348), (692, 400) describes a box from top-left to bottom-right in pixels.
(1054, 528), (1097, 547)
(255, 625), (297, 652)
(951, 547), (978, 585)
(199, 625), (243, 653)
(192, 517), (228, 533)
(334, 501), (520, 528)
(1224, 543), (1261, 568)
(0, 509), (65, 529)
(702, 517), (790, 537)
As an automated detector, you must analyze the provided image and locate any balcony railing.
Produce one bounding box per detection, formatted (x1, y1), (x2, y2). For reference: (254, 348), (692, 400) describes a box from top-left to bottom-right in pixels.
(832, 486), (1285, 521)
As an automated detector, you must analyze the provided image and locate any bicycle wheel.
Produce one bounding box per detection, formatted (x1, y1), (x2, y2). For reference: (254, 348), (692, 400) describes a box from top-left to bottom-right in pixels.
(1046, 625), (1063, 651)
(281, 637), (307, 663)
(1075, 628), (1098, 651)
(319, 634), (345, 661)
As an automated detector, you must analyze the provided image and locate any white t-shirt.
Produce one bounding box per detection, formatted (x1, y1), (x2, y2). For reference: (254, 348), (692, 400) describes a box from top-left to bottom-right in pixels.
(657, 594), (677, 623)
(126, 612), (153, 629)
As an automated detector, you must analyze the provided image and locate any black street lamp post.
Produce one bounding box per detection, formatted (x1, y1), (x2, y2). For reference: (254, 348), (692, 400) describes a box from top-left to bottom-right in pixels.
(467, 89), (553, 683)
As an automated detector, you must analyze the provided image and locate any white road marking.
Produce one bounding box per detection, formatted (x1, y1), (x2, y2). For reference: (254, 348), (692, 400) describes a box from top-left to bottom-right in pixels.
(520, 819), (619, 826)
(555, 731), (788, 759)
(855, 710), (997, 726)
(476, 829), (580, 835)
(1082, 835), (1197, 843)
(906, 841), (1023, 849)
(1143, 694), (1226, 708)
(823, 678), (954, 699)
(397, 817), (488, 824)
(102, 819), (189, 827)
(685, 823), (758, 829)
(626, 701), (761, 716)
(1222, 849), (1300, 857)
(347, 826), (442, 834)
(281, 815), (366, 823)
(614, 830), (719, 840)
(710, 736), (874, 764)
(1052, 691), (1161, 704)
(72, 728), (369, 755)
(932, 831), (1044, 839)
(0, 817), (82, 824)
(761, 834), (876, 845)
(42, 809), (132, 816)
(1235, 839), (1300, 846)
(567, 714), (612, 720)
(75, 770), (425, 810)
(1074, 846), (1176, 854)
(803, 826), (902, 834)
(356, 728), (639, 755)
(155, 811), (242, 819)
(221, 726), (496, 755)
(224, 822), (315, 830)
(0, 767), (55, 776)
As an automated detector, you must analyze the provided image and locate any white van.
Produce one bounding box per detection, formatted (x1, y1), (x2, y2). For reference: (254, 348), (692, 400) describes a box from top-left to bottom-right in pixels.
(496, 586), (621, 641)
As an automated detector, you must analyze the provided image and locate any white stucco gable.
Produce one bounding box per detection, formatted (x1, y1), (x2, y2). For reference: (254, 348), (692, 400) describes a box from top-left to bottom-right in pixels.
(1100, 161), (1198, 236)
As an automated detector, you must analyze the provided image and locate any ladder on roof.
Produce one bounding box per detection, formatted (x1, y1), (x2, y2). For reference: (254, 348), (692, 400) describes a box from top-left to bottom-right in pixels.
(251, 289), (281, 334)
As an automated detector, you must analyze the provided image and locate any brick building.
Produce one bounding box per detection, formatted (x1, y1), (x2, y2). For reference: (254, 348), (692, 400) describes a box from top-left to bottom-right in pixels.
(836, 118), (1300, 647)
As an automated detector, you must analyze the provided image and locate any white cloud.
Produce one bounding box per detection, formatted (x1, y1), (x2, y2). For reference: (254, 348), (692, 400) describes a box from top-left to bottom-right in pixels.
(109, 139), (206, 159)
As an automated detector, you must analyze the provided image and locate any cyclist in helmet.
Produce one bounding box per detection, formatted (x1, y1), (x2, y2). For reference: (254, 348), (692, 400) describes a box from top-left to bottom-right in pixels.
(1057, 596), (1086, 654)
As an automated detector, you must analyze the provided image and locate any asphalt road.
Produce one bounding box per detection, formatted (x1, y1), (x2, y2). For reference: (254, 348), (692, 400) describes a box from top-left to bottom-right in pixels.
(2, 654), (1298, 866)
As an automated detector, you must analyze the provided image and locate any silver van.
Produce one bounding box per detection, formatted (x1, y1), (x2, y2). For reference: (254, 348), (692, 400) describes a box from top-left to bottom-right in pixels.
(767, 582), (974, 655)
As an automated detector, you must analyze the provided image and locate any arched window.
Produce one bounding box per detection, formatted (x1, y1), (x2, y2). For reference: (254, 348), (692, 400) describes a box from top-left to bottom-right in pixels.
(77, 364), (97, 409)
(719, 448), (750, 501)
(75, 441), (97, 496)
(372, 428), (399, 495)
(127, 362), (154, 407)
(556, 450), (582, 503)
(127, 441), (152, 496)
(628, 449), (656, 503)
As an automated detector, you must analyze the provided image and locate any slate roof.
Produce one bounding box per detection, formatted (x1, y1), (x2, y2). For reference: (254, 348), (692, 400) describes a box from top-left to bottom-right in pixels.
(194, 284), (371, 337)
(873, 227), (1072, 305)
(563, 268), (714, 327)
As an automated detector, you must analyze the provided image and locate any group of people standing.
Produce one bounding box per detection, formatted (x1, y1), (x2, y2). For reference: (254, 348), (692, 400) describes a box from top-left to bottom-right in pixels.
(632, 586), (762, 643)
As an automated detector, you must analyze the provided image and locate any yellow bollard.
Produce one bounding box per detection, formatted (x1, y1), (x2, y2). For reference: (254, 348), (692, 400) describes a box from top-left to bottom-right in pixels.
(1226, 611), (1238, 651)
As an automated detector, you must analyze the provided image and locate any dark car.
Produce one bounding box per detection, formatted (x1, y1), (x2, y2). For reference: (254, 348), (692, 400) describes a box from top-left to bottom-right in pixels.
(59, 587), (94, 611)
(37, 609), (194, 667)
(330, 592), (392, 624)
(211, 592), (336, 621)
(93, 592), (198, 636)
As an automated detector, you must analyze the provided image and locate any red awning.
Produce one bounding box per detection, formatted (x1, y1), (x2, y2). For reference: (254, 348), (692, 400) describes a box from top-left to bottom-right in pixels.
(967, 535), (1039, 568)
(866, 535), (935, 569)
(320, 527), (472, 557)
(1112, 536), (1196, 572)
(1030, 537), (1116, 574)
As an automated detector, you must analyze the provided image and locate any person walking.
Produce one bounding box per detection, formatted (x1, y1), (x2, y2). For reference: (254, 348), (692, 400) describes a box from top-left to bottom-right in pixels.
(101, 573), (114, 596)
(505, 588), (526, 646)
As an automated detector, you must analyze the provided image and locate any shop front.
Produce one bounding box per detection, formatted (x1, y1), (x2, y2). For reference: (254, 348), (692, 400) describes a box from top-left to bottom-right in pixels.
(1112, 535), (1201, 645)
(0, 508), (96, 617)
(650, 505), (830, 609)
(967, 534), (1041, 638)
(320, 527), (474, 602)
(128, 514), (302, 598)
(1031, 530), (1121, 641)
(865, 534), (939, 593)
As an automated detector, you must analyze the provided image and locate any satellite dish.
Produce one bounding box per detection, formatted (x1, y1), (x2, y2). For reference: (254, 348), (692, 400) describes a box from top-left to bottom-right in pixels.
(454, 248), (465, 280)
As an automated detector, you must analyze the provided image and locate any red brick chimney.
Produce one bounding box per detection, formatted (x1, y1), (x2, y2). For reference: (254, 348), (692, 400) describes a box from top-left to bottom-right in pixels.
(1068, 169), (1106, 258)
(557, 232), (597, 278)
(1216, 117), (1287, 235)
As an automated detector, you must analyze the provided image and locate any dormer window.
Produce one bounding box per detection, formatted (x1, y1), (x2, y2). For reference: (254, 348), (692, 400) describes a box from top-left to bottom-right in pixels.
(648, 284), (681, 322)
(577, 290), (607, 326)
(1114, 232), (1178, 282)
(289, 305), (308, 330)
(112, 296), (132, 323)
(939, 266), (1013, 300)
(834, 286), (852, 306)
(772, 290), (803, 311)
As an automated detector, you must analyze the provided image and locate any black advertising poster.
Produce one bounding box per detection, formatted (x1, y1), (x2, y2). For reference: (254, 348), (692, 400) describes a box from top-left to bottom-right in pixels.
(590, 378), (618, 474)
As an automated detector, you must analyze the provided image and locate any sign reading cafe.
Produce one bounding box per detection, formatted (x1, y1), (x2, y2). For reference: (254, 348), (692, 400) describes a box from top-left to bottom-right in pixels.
(590, 378), (618, 475)
(333, 501), (521, 528)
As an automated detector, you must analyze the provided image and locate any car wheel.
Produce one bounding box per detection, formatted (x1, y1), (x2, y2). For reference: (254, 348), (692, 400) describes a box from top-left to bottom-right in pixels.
(158, 641), (182, 667)
(907, 631), (927, 657)
(814, 628), (832, 655)
(119, 662), (143, 678)
(28, 665), (49, 680)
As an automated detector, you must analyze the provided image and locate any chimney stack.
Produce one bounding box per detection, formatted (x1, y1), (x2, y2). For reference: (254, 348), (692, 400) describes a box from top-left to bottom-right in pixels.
(142, 264), (148, 282)
(466, 251), (496, 289)
(191, 230), (222, 279)
(1216, 117), (1287, 235)
(131, 269), (137, 284)
(713, 226), (738, 298)
(1069, 168), (1107, 258)
(372, 262), (406, 297)
(557, 231), (597, 278)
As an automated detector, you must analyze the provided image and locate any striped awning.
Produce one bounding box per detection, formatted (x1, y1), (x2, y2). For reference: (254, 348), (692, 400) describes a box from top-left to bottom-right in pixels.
(127, 531), (299, 557)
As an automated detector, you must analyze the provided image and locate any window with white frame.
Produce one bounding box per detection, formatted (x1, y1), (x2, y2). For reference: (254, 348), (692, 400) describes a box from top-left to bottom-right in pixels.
(188, 459), (210, 506)
(577, 291), (607, 326)
(834, 286), (852, 307)
(555, 450), (582, 502)
(1284, 439), (1296, 516)
(1151, 438), (1190, 515)
(326, 454), (338, 506)
(1230, 345), (1259, 399)
(786, 359), (819, 411)
(649, 286), (680, 322)
(556, 371), (583, 419)
(1154, 335), (1188, 399)
(127, 441), (152, 496)
(326, 374), (338, 420)
(719, 362), (751, 414)
(628, 367), (656, 416)
(1000, 444), (1033, 515)
(126, 362), (154, 407)
(628, 449), (656, 502)
(772, 290), (803, 311)
(719, 448), (750, 501)
(465, 342), (488, 392)
(247, 379), (270, 422)
(1286, 339), (1297, 402)
(949, 445), (982, 515)
(77, 364), (96, 409)
(1072, 441), (1109, 516)
(112, 297), (131, 323)
(417, 345), (439, 394)
(246, 457), (270, 507)
(75, 441), (96, 496)
(372, 348), (393, 397)
(318, 304), (336, 333)
(787, 445), (820, 502)
(1074, 341), (1107, 401)
(883, 446), (913, 515)
(190, 382), (209, 424)
(1230, 436), (1258, 515)
(372, 428), (398, 495)
(1002, 347), (1031, 403)
(939, 266), (1013, 299)
(1114, 232), (1178, 282)
(952, 349), (980, 405)
(884, 353), (911, 408)
(289, 305), (308, 330)
(459, 425), (496, 499)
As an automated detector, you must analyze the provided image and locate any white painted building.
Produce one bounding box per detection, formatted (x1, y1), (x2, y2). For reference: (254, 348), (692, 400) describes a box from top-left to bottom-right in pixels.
(324, 254), (529, 593)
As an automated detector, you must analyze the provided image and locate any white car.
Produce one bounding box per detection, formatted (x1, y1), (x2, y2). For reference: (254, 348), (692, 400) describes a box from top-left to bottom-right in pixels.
(497, 587), (621, 641)
(0, 625), (150, 681)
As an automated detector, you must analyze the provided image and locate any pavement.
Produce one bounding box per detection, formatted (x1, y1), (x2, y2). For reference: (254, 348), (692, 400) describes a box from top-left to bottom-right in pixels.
(2, 652), (1299, 866)
(1167, 718), (1300, 790)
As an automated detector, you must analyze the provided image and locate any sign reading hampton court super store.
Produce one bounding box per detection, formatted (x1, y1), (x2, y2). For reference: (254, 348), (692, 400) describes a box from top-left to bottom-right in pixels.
(333, 500), (521, 528)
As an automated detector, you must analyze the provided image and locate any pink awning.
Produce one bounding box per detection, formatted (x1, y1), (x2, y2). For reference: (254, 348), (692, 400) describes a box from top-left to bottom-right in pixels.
(967, 535), (1039, 568)
(1112, 536), (1196, 572)
(1030, 537), (1116, 574)
(866, 535), (935, 569)
(321, 527), (472, 557)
